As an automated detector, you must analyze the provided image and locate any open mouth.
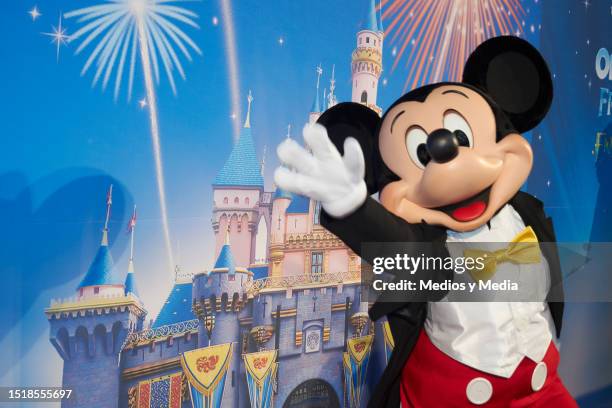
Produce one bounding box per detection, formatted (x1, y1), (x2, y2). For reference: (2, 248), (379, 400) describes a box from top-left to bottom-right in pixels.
(435, 186), (492, 222)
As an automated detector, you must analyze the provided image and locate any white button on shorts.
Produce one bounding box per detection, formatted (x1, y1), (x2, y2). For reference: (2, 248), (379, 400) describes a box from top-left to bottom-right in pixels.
(531, 362), (548, 391)
(466, 377), (493, 405)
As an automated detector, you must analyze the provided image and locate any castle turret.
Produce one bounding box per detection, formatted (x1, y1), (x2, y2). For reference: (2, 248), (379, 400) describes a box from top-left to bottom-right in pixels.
(212, 91), (267, 268)
(351, 0), (383, 115)
(45, 186), (146, 408)
(192, 230), (251, 408)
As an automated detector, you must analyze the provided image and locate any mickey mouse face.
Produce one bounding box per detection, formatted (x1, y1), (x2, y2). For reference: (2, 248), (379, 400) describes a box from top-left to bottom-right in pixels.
(378, 84), (533, 231)
(318, 36), (552, 232)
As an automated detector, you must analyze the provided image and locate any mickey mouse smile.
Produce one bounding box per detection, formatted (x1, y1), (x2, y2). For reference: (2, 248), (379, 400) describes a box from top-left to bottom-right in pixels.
(435, 186), (492, 222)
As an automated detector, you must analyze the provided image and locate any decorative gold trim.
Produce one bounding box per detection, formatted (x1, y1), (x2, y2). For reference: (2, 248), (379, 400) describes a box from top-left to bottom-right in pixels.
(270, 308), (297, 318)
(46, 294), (147, 319)
(295, 330), (303, 346)
(323, 327), (331, 342)
(122, 356), (181, 380)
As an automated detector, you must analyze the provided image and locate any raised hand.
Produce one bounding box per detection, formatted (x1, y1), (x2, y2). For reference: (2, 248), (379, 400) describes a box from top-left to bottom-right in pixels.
(274, 123), (367, 218)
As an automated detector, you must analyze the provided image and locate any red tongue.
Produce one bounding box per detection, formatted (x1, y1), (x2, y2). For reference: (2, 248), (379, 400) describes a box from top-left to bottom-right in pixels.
(452, 201), (486, 222)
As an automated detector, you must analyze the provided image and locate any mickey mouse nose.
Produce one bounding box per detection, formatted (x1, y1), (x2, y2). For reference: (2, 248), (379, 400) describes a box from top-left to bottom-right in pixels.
(427, 128), (459, 163)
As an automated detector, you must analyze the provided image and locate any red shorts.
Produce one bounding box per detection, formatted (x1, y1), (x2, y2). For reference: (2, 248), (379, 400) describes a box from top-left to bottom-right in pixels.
(400, 331), (578, 407)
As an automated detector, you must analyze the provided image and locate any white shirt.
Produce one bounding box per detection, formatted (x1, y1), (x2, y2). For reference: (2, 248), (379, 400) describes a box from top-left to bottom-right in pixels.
(424, 204), (556, 378)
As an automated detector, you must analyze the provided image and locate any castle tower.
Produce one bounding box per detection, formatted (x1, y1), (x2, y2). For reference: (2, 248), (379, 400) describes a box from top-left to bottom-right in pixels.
(309, 64), (324, 124)
(192, 231), (251, 408)
(212, 91), (267, 267)
(45, 186), (147, 408)
(351, 0), (383, 115)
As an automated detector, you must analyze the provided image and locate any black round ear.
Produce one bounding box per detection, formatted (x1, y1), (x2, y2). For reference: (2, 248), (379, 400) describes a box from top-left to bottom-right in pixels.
(317, 102), (383, 194)
(462, 36), (553, 133)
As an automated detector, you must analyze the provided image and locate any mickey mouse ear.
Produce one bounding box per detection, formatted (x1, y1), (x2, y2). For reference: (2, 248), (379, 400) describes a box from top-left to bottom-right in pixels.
(462, 36), (553, 133)
(317, 102), (383, 194)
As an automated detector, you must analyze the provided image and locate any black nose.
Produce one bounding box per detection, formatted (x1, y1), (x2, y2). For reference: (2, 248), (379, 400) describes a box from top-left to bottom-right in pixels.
(427, 128), (459, 163)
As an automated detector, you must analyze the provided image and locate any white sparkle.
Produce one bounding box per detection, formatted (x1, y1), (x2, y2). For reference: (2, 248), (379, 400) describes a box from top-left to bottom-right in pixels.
(212, 16), (219, 26)
(278, 37), (284, 46)
(546, 180), (551, 187)
(382, 78), (388, 86)
(530, 24), (535, 33)
(29, 5), (42, 21)
(392, 46), (397, 56)
(230, 112), (237, 120)
(583, 0), (590, 10)
(139, 98), (148, 109)
(43, 14), (70, 61)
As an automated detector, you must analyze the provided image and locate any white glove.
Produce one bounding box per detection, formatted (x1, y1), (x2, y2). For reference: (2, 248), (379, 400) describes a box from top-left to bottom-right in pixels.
(274, 123), (368, 218)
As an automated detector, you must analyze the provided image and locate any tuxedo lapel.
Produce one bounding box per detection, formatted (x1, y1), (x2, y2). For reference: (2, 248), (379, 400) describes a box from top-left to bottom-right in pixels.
(509, 191), (564, 337)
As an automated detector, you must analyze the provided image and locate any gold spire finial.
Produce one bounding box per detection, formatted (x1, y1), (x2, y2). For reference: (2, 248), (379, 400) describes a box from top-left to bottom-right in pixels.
(244, 90), (254, 128)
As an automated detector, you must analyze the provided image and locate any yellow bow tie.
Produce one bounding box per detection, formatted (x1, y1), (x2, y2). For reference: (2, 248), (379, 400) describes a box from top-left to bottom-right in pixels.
(463, 226), (541, 282)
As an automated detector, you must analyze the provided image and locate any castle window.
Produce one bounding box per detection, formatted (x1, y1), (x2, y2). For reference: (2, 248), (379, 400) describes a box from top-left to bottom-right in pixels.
(245, 197), (250, 205)
(223, 197), (229, 204)
(234, 197), (239, 205)
(313, 201), (321, 225)
(94, 286), (99, 295)
(366, 36), (370, 43)
(374, 39), (377, 46)
(361, 91), (368, 103)
(311, 252), (323, 280)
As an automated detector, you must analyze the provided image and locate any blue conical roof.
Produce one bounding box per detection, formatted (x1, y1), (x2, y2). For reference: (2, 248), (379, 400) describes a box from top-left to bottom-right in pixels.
(273, 187), (293, 200)
(213, 125), (264, 187)
(214, 243), (236, 275)
(77, 239), (121, 288)
(124, 267), (138, 296)
(152, 281), (195, 328)
(286, 194), (311, 214)
(362, 0), (382, 32)
(311, 89), (321, 113)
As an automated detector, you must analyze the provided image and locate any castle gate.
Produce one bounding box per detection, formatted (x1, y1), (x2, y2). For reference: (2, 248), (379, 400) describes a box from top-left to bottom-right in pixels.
(282, 379), (340, 408)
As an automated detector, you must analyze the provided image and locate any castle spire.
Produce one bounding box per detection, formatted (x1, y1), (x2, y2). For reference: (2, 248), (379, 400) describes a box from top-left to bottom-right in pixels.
(101, 184), (113, 246)
(364, 0), (382, 32)
(243, 90), (253, 128)
(77, 185), (121, 290)
(286, 124), (292, 139)
(328, 64), (338, 109)
(125, 205), (139, 296)
(310, 64), (323, 113)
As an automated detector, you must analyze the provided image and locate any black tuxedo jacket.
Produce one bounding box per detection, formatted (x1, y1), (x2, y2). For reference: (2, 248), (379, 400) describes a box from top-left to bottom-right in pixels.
(320, 191), (564, 408)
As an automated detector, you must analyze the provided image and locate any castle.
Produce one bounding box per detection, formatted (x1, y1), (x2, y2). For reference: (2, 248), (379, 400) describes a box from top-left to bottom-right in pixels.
(45, 1), (392, 407)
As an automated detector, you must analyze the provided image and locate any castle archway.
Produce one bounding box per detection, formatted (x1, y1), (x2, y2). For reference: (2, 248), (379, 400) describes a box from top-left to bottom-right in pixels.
(282, 379), (340, 408)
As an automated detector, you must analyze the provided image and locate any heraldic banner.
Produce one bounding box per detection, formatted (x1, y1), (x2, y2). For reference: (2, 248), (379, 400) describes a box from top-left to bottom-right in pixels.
(382, 321), (395, 364)
(135, 372), (182, 408)
(180, 343), (233, 408)
(343, 335), (374, 408)
(243, 349), (278, 408)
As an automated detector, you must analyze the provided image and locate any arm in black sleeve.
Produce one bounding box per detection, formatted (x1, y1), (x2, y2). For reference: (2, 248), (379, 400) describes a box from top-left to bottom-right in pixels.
(320, 196), (424, 259)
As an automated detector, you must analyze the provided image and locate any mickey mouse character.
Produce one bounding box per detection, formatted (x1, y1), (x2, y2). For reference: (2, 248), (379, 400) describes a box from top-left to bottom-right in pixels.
(275, 36), (576, 407)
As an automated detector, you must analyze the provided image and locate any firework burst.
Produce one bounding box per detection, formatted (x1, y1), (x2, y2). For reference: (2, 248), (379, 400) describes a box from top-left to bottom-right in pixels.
(381, 0), (526, 91)
(65, 0), (201, 100)
(65, 0), (203, 271)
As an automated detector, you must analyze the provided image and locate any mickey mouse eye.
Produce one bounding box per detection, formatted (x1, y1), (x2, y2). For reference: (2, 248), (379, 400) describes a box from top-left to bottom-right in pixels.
(443, 110), (473, 147)
(405, 126), (429, 169)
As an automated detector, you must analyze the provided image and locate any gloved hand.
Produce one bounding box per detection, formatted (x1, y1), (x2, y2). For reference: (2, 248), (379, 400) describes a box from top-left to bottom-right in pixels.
(274, 123), (367, 218)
